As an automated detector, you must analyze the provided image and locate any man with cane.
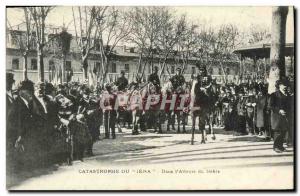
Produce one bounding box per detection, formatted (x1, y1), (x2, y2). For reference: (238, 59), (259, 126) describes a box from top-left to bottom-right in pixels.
(268, 78), (292, 153)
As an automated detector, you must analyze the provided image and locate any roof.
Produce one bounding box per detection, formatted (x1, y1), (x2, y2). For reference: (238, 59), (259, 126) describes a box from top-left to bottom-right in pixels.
(233, 37), (294, 59)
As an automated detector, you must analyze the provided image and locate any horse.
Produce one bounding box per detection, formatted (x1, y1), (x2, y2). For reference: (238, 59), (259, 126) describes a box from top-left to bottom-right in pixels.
(140, 83), (163, 133)
(190, 79), (218, 145)
(161, 80), (189, 133)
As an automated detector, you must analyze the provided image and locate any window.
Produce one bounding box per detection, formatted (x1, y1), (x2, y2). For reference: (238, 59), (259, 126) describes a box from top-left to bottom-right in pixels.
(66, 61), (72, 70)
(94, 40), (100, 51)
(124, 64), (129, 73)
(12, 58), (19, 70)
(226, 67), (230, 74)
(192, 67), (196, 74)
(218, 68), (222, 75)
(96, 62), (101, 71)
(31, 59), (37, 70)
(130, 47), (135, 53)
(171, 66), (175, 74)
(111, 63), (117, 73)
(11, 33), (19, 46)
(49, 60), (55, 70)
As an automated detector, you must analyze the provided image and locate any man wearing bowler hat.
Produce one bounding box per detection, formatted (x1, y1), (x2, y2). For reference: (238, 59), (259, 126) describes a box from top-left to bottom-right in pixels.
(268, 78), (292, 153)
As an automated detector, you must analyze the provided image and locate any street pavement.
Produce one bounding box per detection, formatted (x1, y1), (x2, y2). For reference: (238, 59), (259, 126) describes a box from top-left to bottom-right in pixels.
(10, 127), (294, 190)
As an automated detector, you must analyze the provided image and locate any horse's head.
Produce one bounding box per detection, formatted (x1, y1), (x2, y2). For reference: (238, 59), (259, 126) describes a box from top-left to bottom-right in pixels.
(148, 83), (160, 94)
(161, 81), (173, 95)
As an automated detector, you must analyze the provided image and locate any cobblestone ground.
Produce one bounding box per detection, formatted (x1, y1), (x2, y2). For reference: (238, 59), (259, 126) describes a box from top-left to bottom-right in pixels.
(9, 126), (294, 190)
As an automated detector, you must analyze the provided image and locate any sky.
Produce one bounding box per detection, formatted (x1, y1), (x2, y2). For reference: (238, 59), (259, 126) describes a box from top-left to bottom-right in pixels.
(6, 6), (294, 42)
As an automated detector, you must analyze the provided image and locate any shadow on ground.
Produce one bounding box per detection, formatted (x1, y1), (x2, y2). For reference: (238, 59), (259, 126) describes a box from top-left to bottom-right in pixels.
(7, 164), (60, 189)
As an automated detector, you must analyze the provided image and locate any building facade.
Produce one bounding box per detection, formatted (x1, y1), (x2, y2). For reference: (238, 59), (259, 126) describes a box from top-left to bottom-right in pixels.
(6, 27), (240, 86)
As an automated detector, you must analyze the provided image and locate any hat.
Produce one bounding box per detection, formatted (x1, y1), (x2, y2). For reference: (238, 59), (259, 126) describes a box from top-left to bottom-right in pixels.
(6, 73), (15, 83)
(121, 70), (125, 74)
(19, 80), (34, 93)
(105, 83), (112, 90)
(276, 78), (290, 88)
(176, 67), (181, 71)
(45, 82), (55, 95)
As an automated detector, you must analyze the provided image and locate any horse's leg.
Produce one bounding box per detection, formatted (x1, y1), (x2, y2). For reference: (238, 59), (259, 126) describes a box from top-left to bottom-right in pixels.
(135, 111), (140, 135)
(167, 112), (171, 132)
(157, 112), (163, 134)
(199, 113), (206, 144)
(191, 114), (196, 145)
(132, 111), (136, 134)
(182, 113), (187, 133)
(177, 111), (181, 133)
(210, 112), (216, 140)
(171, 112), (176, 130)
(116, 111), (122, 133)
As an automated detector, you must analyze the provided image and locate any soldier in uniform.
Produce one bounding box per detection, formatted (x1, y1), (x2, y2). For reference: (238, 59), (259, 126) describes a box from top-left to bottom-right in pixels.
(102, 83), (118, 139)
(115, 70), (128, 91)
(170, 67), (185, 90)
(148, 66), (160, 87)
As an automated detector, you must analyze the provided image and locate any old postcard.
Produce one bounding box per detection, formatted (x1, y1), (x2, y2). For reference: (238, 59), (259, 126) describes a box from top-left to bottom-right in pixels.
(6, 5), (295, 190)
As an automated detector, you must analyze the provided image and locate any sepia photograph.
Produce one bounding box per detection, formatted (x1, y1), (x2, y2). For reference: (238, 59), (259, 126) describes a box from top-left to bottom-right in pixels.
(5, 4), (295, 191)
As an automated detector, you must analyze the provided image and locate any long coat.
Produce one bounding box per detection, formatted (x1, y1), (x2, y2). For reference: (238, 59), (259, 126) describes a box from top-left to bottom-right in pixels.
(268, 91), (292, 130)
(7, 96), (36, 167)
(255, 94), (268, 128)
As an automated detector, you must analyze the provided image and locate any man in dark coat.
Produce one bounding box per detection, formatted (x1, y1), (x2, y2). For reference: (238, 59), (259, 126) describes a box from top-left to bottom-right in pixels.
(8, 80), (36, 169)
(170, 68), (185, 90)
(115, 70), (128, 91)
(6, 73), (15, 116)
(43, 82), (62, 164)
(148, 66), (160, 87)
(255, 83), (269, 139)
(268, 78), (292, 153)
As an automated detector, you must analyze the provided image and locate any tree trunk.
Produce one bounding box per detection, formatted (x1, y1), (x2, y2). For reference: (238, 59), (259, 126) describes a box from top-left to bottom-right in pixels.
(61, 54), (66, 83)
(22, 53), (28, 81)
(37, 45), (44, 82)
(270, 6), (288, 79)
(82, 58), (88, 81)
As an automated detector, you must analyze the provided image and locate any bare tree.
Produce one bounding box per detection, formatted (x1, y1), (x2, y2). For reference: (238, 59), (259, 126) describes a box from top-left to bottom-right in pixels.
(72, 6), (101, 82)
(248, 24), (271, 44)
(156, 13), (186, 78)
(127, 7), (168, 80)
(7, 8), (35, 81)
(95, 7), (132, 84)
(173, 19), (199, 75)
(192, 22), (216, 74)
(212, 24), (240, 83)
(27, 6), (54, 82)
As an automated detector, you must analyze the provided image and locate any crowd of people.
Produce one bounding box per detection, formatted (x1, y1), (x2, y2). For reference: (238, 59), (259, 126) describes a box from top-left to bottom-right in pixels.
(6, 73), (102, 174)
(6, 66), (294, 175)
